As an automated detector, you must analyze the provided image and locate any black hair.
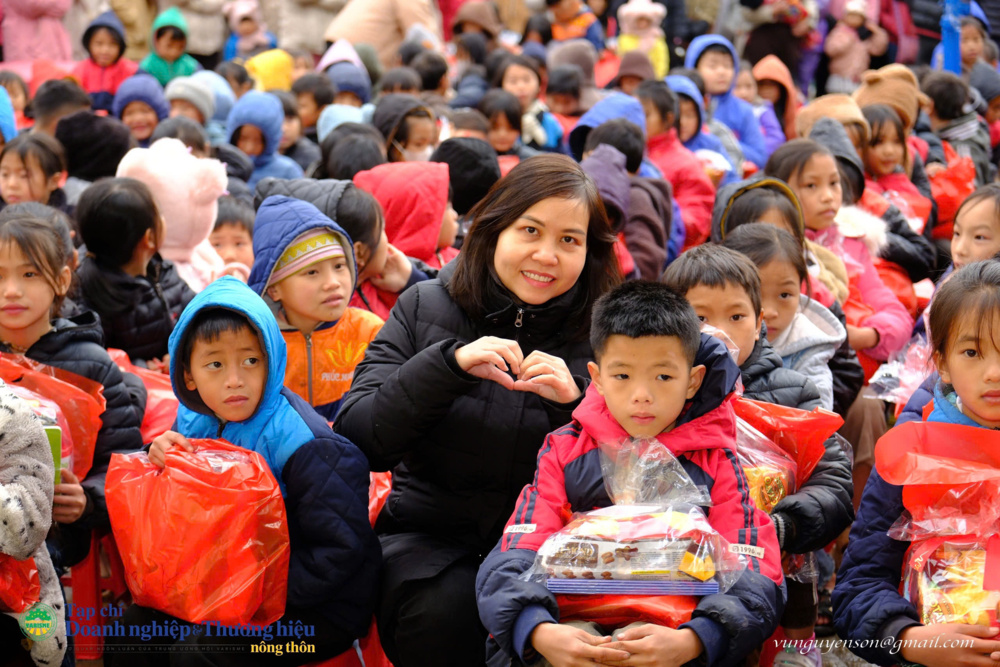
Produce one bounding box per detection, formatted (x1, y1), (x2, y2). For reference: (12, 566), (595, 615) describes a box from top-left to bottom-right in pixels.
(584, 118), (645, 174)
(30, 79), (91, 124)
(0, 202), (74, 258)
(669, 67), (706, 97)
(379, 67), (422, 94)
(154, 26), (186, 43)
(961, 15), (989, 41)
(216, 61), (252, 88)
(215, 195), (255, 235)
(636, 80), (677, 123)
(495, 54), (540, 89)
(149, 115), (210, 152)
(398, 41), (427, 66)
(717, 182), (805, 247)
(694, 43), (734, 68)
(591, 280), (702, 365)
(323, 133), (386, 180)
(954, 183), (1000, 229)
(87, 25), (125, 56)
(661, 244), (762, 318)
(178, 308), (257, 376)
(0, 133), (67, 189)
(522, 13), (553, 44)
(485, 48), (513, 85)
(721, 224), (809, 298)
(456, 33), (488, 65)
(291, 73), (336, 107)
(451, 108), (490, 134)
(764, 138), (835, 185)
(0, 72), (29, 105)
(922, 71), (969, 121)
(411, 51), (449, 92)
(478, 89), (522, 133)
(270, 90), (298, 118)
(0, 205), (74, 315)
(986, 39), (999, 63)
(546, 64), (584, 97)
(862, 103), (908, 171)
(930, 260), (1000, 361)
(336, 186), (383, 253)
(316, 122), (386, 178)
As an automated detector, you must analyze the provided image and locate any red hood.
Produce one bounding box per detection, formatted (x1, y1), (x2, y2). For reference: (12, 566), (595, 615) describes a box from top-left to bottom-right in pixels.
(572, 383), (738, 456)
(354, 162), (450, 265)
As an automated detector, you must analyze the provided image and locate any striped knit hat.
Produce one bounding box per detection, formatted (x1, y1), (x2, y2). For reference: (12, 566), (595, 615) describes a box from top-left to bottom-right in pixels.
(268, 228), (344, 286)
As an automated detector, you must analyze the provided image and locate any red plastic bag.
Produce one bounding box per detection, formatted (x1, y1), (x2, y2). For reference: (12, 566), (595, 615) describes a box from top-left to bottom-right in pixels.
(0, 354), (104, 480)
(734, 398), (841, 485)
(930, 142), (977, 236)
(0, 554), (40, 613)
(107, 349), (178, 443)
(369, 472), (391, 526)
(106, 439), (290, 626)
(555, 593), (698, 628)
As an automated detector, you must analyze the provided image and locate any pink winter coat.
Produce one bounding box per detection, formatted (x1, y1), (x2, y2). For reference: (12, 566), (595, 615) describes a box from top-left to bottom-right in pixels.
(2, 0), (73, 62)
(824, 21), (889, 83)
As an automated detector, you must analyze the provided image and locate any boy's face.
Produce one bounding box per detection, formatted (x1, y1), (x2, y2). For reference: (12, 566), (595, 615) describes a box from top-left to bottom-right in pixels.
(121, 101), (159, 142)
(588, 335), (706, 438)
(280, 115), (302, 151)
(297, 93), (320, 128)
(209, 222), (255, 269)
(334, 91), (363, 108)
(90, 27), (121, 68)
(154, 32), (186, 64)
(503, 64), (540, 112)
(678, 98), (700, 143)
(547, 93), (579, 116)
(237, 17), (258, 38)
(696, 51), (735, 96)
(170, 99), (205, 125)
(266, 256), (352, 333)
(641, 98), (667, 138)
(683, 283), (761, 366)
(734, 70), (756, 103)
(183, 325), (267, 423)
(438, 201), (459, 250)
(236, 125), (265, 157)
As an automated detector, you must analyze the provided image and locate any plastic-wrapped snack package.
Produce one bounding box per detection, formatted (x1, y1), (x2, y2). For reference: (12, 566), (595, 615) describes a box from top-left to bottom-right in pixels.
(869, 335), (934, 406)
(736, 419), (796, 514)
(903, 537), (1000, 626)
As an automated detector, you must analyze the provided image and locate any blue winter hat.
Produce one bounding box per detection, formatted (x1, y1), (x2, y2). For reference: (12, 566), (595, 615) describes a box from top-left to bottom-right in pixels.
(112, 74), (170, 120)
(326, 61), (372, 105)
(317, 104), (364, 142)
(0, 87), (15, 143)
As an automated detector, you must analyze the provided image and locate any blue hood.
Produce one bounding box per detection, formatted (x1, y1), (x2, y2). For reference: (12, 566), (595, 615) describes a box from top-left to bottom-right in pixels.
(666, 74), (705, 127)
(326, 61), (372, 105)
(247, 194), (358, 296)
(168, 276), (307, 494)
(684, 34), (740, 94)
(928, 383), (989, 428)
(226, 91), (283, 166)
(112, 74), (169, 120)
(191, 70), (236, 122)
(568, 92), (646, 161)
(83, 11), (127, 61)
(0, 87), (15, 143)
(685, 333), (742, 424)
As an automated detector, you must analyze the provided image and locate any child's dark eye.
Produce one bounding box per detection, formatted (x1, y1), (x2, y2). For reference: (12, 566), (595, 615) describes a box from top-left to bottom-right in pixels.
(244, 357), (260, 366)
(656, 374), (672, 381)
(207, 361), (222, 370)
(731, 314), (744, 322)
(962, 348), (979, 358)
(613, 373), (629, 380)
(696, 315), (707, 323)
(780, 292), (793, 299)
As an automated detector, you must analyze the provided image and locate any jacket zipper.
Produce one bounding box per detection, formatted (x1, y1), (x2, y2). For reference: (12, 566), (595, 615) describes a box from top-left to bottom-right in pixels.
(305, 332), (314, 405)
(514, 308), (524, 341)
(216, 420), (225, 438)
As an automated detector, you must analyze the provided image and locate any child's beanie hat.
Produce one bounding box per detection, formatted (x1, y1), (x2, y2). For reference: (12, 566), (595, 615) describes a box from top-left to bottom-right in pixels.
(152, 6), (189, 38)
(165, 76), (215, 123)
(113, 74), (170, 120)
(970, 61), (1000, 105)
(191, 70), (236, 122)
(268, 228), (345, 286)
(317, 104), (364, 142)
(796, 94), (870, 142)
(326, 62), (372, 105)
(852, 64), (929, 131)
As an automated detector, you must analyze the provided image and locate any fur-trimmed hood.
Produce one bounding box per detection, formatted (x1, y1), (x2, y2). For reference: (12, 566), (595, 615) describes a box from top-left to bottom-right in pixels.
(835, 204), (888, 258)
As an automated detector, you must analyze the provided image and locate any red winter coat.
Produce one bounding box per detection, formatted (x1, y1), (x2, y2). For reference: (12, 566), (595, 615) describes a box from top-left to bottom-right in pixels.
(646, 129), (716, 250)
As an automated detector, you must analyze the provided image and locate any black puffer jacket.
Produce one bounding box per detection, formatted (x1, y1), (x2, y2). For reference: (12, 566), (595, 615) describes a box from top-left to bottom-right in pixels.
(827, 301), (865, 417)
(740, 333), (823, 411)
(879, 198), (936, 282)
(334, 262), (592, 577)
(909, 0), (941, 35)
(76, 253), (195, 364)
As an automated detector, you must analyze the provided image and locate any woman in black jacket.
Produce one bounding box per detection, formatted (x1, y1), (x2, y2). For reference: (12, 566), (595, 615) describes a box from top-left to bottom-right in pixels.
(334, 155), (621, 667)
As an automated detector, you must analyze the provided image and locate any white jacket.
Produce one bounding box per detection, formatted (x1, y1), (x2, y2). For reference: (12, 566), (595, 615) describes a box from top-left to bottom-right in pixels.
(771, 295), (846, 411)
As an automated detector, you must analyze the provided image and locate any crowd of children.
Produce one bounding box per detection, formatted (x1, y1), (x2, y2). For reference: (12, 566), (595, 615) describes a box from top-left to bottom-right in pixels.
(0, 0), (1000, 666)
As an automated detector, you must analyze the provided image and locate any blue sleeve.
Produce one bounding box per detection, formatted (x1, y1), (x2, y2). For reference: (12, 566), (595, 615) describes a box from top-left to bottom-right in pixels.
(667, 199), (686, 265)
(758, 105), (786, 157)
(585, 20), (605, 53)
(223, 36), (237, 62)
(738, 107), (768, 168)
(832, 469), (921, 666)
(897, 373), (937, 426)
(541, 112), (564, 151)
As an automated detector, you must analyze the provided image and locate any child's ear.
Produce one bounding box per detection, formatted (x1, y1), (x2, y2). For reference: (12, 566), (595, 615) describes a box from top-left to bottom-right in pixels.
(183, 368), (197, 391)
(587, 361), (605, 396)
(686, 364), (706, 399)
(756, 309), (764, 340)
(55, 265), (72, 296)
(934, 350), (951, 384)
(353, 240), (370, 270)
(54, 170), (67, 190)
(266, 283), (283, 302)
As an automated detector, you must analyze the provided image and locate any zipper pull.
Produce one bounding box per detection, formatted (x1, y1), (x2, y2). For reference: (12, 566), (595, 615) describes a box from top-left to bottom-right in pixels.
(515, 308), (524, 328)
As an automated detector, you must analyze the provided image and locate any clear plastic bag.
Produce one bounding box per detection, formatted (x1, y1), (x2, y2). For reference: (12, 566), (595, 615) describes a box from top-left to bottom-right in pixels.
(598, 438), (711, 507)
(903, 537), (1000, 626)
(869, 335), (934, 406)
(736, 419), (796, 514)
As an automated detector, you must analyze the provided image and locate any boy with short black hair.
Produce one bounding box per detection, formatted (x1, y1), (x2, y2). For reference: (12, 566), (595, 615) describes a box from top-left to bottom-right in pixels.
(272, 90), (322, 171)
(636, 80), (715, 250)
(546, 64), (584, 117)
(450, 108), (491, 140)
(683, 35), (767, 169)
(139, 7), (200, 87)
(922, 70), (994, 185)
(210, 195), (255, 270)
(291, 73), (336, 144)
(477, 279), (784, 667)
(379, 67), (422, 96)
(31, 79), (92, 136)
(545, 0), (604, 53)
(411, 51), (450, 98)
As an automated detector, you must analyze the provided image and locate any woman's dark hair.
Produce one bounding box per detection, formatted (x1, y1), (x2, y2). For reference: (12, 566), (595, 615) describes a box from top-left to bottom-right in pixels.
(929, 259), (1000, 360)
(494, 54), (540, 89)
(149, 116), (210, 153)
(0, 211), (73, 314)
(478, 89), (522, 133)
(449, 154), (621, 339)
(76, 177), (162, 315)
(862, 103), (908, 172)
(522, 13), (553, 45)
(216, 61), (252, 88)
(0, 133), (66, 182)
(325, 134), (386, 180)
(721, 223), (809, 299)
(336, 186), (383, 254)
(764, 138), (834, 185)
(716, 181), (806, 248)
(378, 67), (422, 94)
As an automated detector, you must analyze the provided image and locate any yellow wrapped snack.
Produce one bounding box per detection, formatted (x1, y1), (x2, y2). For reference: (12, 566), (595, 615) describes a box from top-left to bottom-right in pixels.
(904, 539), (1000, 626)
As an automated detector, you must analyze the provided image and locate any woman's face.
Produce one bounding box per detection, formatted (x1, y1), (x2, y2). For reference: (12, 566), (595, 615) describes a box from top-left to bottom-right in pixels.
(493, 196), (589, 305)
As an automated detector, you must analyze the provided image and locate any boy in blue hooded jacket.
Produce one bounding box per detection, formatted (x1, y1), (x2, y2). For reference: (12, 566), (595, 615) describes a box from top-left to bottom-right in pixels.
(227, 90), (304, 188)
(105, 276), (380, 665)
(684, 35), (768, 169)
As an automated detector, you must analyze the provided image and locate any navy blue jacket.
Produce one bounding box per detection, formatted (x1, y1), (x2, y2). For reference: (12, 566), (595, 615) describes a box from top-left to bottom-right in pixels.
(226, 91), (304, 188)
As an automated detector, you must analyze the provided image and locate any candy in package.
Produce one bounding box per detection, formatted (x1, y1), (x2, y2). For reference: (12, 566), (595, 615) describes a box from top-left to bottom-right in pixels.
(736, 419), (796, 514)
(903, 537), (1000, 626)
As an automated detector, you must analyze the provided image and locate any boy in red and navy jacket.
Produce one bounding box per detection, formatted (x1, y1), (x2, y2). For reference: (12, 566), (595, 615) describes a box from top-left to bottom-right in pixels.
(476, 281), (785, 667)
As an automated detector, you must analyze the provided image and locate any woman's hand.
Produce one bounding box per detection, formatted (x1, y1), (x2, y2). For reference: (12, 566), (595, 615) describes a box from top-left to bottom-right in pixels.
(514, 350), (583, 404)
(454, 337), (523, 389)
(899, 623), (1000, 667)
(369, 244), (413, 294)
(530, 622), (629, 667)
(148, 431), (194, 468)
(53, 469), (87, 524)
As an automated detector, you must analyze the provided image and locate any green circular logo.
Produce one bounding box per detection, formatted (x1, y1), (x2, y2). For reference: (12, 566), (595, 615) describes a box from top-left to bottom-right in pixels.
(19, 603), (57, 641)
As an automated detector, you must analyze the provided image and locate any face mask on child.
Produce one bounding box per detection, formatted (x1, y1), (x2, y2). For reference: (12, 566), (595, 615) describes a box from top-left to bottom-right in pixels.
(397, 142), (433, 162)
